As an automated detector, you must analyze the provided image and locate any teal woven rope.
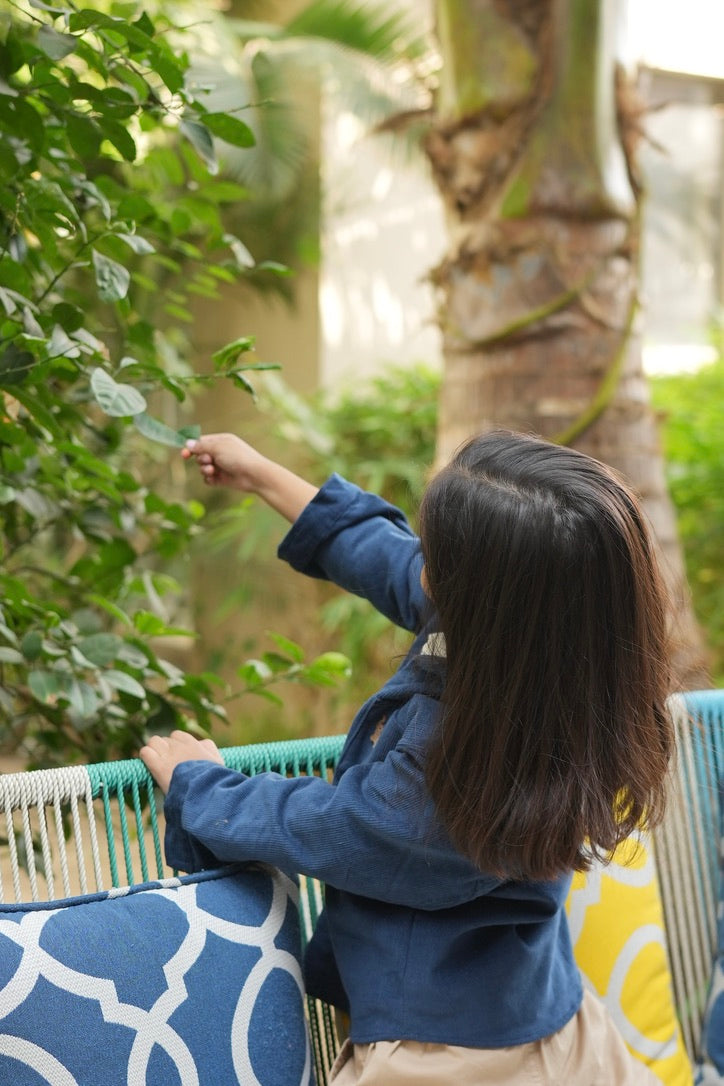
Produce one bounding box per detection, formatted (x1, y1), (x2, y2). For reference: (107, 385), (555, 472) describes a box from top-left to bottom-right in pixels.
(129, 776), (149, 884)
(98, 782), (119, 887)
(85, 736), (347, 889)
(86, 737), (346, 795)
(87, 759), (165, 886)
(85, 737), (347, 887)
(87, 758), (153, 796)
(222, 734), (346, 777)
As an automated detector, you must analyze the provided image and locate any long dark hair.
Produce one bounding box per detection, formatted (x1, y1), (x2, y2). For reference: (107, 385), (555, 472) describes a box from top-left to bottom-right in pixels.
(419, 431), (673, 882)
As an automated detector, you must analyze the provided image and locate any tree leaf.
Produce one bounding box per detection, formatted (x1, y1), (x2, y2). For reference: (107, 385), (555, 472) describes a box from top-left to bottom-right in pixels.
(101, 119), (137, 162)
(266, 632), (305, 662)
(133, 412), (189, 447)
(229, 372), (255, 396)
(92, 250), (131, 302)
(51, 302), (84, 332)
(250, 688), (284, 705)
(103, 669), (146, 699)
(29, 669), (63, 704)
(21, 630), (43, 661)
(66, 113), (102, 158)
(4, 98), (44, 155)
(310, 651), (352, 675)
(178, 424), (201, 441)
(133, 11), (155, 37)
(179, 119), (218, 174)
(36, 26), (77, 60)
(78, 632), (122, 666)
(255, 261), (293, 276)
(87, 596), (132, 627)
(72, 680), (100, 717)
(0, 647), (24, 664)
(151, 53), (185, 95)
(211, 336), (256, 368)
(91, 367), (146, 417)
(222, 233), (255, 268)
(204, 112), (256, 148)
(68, 10), (114, 32)
(0, 344), (34, 387)
(239, 659), (272, 686)
(116, 232), (155, 255)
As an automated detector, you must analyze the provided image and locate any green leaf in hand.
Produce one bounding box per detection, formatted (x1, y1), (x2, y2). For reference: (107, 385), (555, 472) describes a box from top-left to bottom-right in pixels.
(134, 413), (200, 447)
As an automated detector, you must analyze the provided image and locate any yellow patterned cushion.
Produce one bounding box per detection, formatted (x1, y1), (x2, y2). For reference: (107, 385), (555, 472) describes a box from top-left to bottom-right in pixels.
(566, 833), (692, 1086)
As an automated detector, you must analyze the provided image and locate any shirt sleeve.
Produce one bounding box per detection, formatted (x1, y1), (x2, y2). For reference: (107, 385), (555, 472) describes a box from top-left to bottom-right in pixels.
(163, 706), (500, 911)
(277, 474), (427, 633)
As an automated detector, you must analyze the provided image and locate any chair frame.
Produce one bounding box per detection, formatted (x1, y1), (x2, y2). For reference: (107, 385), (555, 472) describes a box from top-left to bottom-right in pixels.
(0, 693), (722, 1081)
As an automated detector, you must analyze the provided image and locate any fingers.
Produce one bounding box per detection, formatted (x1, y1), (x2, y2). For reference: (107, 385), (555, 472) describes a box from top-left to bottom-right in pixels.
(181, 438), (221, 485)
(139, 737), (173, 794)
(139, 730), (223, 795)
(198, 737), (224, 763)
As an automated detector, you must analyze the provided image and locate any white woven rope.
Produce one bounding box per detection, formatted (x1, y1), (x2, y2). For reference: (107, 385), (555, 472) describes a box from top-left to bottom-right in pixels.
(81, 770), (104, 893)
(656, 762), (697, 1058)
(654, 694), (721, 1062)
(50, 784), (70, 901)
(68, 789), (88, 897)
(0, 766), (99, 905)
(669, 759), (708, 988)
(37, 794), (53, 901)
(19, 802), (38, 903)
(678, 703), (718, 950)
(2, 800), (21, 905)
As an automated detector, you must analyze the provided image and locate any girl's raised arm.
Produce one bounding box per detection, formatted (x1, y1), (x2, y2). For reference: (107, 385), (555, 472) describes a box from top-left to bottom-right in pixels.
(182, 433), (318, 523)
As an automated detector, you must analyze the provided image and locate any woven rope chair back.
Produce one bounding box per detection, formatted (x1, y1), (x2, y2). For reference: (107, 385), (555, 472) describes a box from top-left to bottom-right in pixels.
(2, 695), (724, 1074)
(654, 690), (724, 1062)
(0, 734), (346, 1085)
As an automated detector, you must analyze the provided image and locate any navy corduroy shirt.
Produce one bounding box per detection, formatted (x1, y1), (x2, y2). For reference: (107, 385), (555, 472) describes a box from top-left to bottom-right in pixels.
(163, 475), (583, 1047)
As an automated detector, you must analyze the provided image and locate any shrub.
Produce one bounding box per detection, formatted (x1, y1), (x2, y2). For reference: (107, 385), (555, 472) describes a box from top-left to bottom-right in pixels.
(651, 349), (724, 684)
(0, 2), (340, 767)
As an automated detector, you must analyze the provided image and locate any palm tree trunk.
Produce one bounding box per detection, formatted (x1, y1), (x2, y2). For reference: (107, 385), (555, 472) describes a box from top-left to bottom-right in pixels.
(426, 0), (708, 687)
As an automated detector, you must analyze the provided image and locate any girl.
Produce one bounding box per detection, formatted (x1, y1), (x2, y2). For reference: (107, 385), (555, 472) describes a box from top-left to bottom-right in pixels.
(141, 429), (672, 1085)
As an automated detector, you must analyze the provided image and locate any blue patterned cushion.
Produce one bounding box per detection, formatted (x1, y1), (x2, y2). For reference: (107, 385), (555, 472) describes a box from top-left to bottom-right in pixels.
(696, 776), (724, 1084)
(0, 864), (313, 1085)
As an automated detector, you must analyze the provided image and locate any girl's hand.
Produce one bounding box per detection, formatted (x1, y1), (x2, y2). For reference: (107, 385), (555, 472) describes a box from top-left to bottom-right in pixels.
(182, 433), (270, 492)
(140, 730), (224, 795)
(182, 432), (319, 523)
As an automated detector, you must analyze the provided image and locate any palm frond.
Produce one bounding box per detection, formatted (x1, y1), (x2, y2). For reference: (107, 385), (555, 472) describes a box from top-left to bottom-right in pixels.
(182, 1), (435, 277)
(191, 48), (311, 201)
(281, 0), (430, 63)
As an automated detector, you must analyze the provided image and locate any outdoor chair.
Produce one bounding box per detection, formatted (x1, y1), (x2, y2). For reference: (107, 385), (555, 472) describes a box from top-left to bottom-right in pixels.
(0, 692), (721, 1085)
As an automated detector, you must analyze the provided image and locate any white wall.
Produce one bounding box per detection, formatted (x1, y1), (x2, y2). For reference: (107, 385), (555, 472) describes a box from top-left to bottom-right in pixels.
(320, 110), (445, 389)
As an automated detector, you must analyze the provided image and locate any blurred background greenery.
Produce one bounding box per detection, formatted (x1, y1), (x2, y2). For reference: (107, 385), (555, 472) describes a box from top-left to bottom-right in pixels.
(1, 0), (722, 765)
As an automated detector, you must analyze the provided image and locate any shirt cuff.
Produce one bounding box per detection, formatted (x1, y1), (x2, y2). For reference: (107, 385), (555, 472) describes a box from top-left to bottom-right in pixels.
(163, 763), (223, 873)
(277, 473), (407, 578)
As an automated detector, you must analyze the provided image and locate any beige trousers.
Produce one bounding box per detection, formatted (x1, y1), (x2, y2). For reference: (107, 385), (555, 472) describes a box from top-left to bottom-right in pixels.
(329, 991), (662, 1085)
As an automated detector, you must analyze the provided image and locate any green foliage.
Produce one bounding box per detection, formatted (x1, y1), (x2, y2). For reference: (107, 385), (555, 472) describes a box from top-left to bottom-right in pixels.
(281, 0), (430, 64)
(0, 1), (338, 768)
(257, 363), (441, 705)
(651, 349), (724, 685)
(235, 633), (351, 707)
(265, 362), (440, 510)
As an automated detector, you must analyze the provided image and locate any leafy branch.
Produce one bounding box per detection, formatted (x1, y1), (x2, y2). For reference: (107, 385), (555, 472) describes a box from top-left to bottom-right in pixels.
(0, 1), (346, 769)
